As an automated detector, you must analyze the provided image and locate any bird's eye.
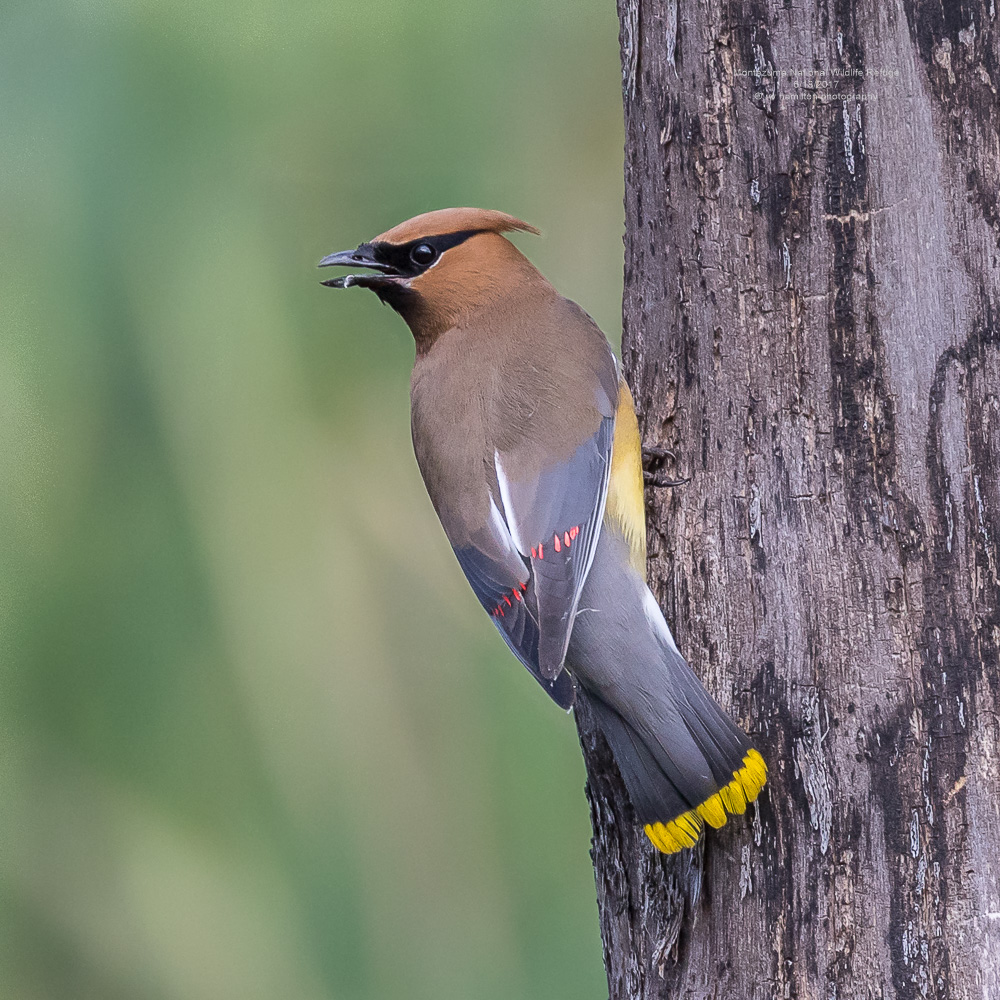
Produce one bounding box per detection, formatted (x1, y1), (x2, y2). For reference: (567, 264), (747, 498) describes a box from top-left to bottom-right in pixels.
(410, 243), (438, 266)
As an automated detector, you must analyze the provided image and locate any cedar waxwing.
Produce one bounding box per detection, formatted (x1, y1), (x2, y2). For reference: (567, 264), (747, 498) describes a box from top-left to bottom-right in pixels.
(319, 208), (766, 853)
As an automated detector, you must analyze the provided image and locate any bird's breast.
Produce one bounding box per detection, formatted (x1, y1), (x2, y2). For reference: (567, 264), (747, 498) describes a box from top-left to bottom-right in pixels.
(410, 343), (494, 548)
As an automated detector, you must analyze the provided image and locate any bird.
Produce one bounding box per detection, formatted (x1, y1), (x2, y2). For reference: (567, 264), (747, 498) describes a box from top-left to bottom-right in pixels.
(319, 208), (766, 853)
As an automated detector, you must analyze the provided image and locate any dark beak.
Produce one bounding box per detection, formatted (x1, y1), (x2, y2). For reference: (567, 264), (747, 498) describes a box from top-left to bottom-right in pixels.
(318, 245), (401, 288)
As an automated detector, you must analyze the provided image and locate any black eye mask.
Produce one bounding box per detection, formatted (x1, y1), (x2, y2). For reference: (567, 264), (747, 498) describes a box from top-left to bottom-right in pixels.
(368, 229), (483, 278)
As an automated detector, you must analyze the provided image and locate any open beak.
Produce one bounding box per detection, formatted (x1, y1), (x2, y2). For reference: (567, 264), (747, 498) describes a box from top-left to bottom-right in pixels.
(318, 245), (402, 288)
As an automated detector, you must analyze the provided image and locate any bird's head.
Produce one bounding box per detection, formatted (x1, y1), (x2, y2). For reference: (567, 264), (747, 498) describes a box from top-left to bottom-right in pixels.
(319, 207), (542, 344)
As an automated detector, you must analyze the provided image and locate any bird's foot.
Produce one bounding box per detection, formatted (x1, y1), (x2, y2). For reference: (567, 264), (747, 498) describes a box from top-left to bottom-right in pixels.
(642, 445), (687, 488)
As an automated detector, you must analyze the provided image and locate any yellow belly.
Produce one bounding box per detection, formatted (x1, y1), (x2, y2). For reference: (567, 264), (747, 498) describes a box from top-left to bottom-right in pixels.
(604, 378), (647, 577)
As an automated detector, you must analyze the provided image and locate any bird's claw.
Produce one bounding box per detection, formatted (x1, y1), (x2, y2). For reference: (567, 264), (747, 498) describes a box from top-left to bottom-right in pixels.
(643, 471), (690, 488)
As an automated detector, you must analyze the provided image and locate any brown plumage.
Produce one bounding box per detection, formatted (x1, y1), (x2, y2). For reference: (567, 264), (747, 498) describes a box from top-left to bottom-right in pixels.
(319, 209), (766, 853)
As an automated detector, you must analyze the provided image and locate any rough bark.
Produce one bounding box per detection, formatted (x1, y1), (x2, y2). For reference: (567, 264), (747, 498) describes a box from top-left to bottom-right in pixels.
(575, 1), (1000, 997)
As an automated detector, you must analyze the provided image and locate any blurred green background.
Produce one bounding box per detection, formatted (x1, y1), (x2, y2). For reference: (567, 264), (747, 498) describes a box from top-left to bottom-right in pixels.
(1, 2), (625, 997)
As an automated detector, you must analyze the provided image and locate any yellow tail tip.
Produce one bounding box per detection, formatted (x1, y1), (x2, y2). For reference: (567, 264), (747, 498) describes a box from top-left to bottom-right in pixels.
(644, 749), (768, 854)
(645, 813), (702, 853)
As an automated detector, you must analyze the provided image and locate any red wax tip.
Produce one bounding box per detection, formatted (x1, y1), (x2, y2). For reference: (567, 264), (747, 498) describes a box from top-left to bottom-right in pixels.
(564, 531), (571, 546)
(531, 546), (537, 559)
(569, 525), (579, 540)
(553, 534), (561, 553)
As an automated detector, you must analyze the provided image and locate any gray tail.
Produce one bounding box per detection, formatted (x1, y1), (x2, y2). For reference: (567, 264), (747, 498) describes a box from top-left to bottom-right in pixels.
(579, 647), (767, 853)
(567, 529), (767, 853)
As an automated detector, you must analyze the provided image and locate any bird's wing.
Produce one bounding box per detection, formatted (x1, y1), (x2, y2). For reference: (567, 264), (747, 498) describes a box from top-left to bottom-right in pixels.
(491, 399), (616, 681)
(452, 502), (576, 708)
(449, 358), (618, 702)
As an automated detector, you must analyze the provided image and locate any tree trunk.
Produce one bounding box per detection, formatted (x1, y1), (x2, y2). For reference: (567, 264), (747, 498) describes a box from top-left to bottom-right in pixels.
(575, 1), (1000, 997)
